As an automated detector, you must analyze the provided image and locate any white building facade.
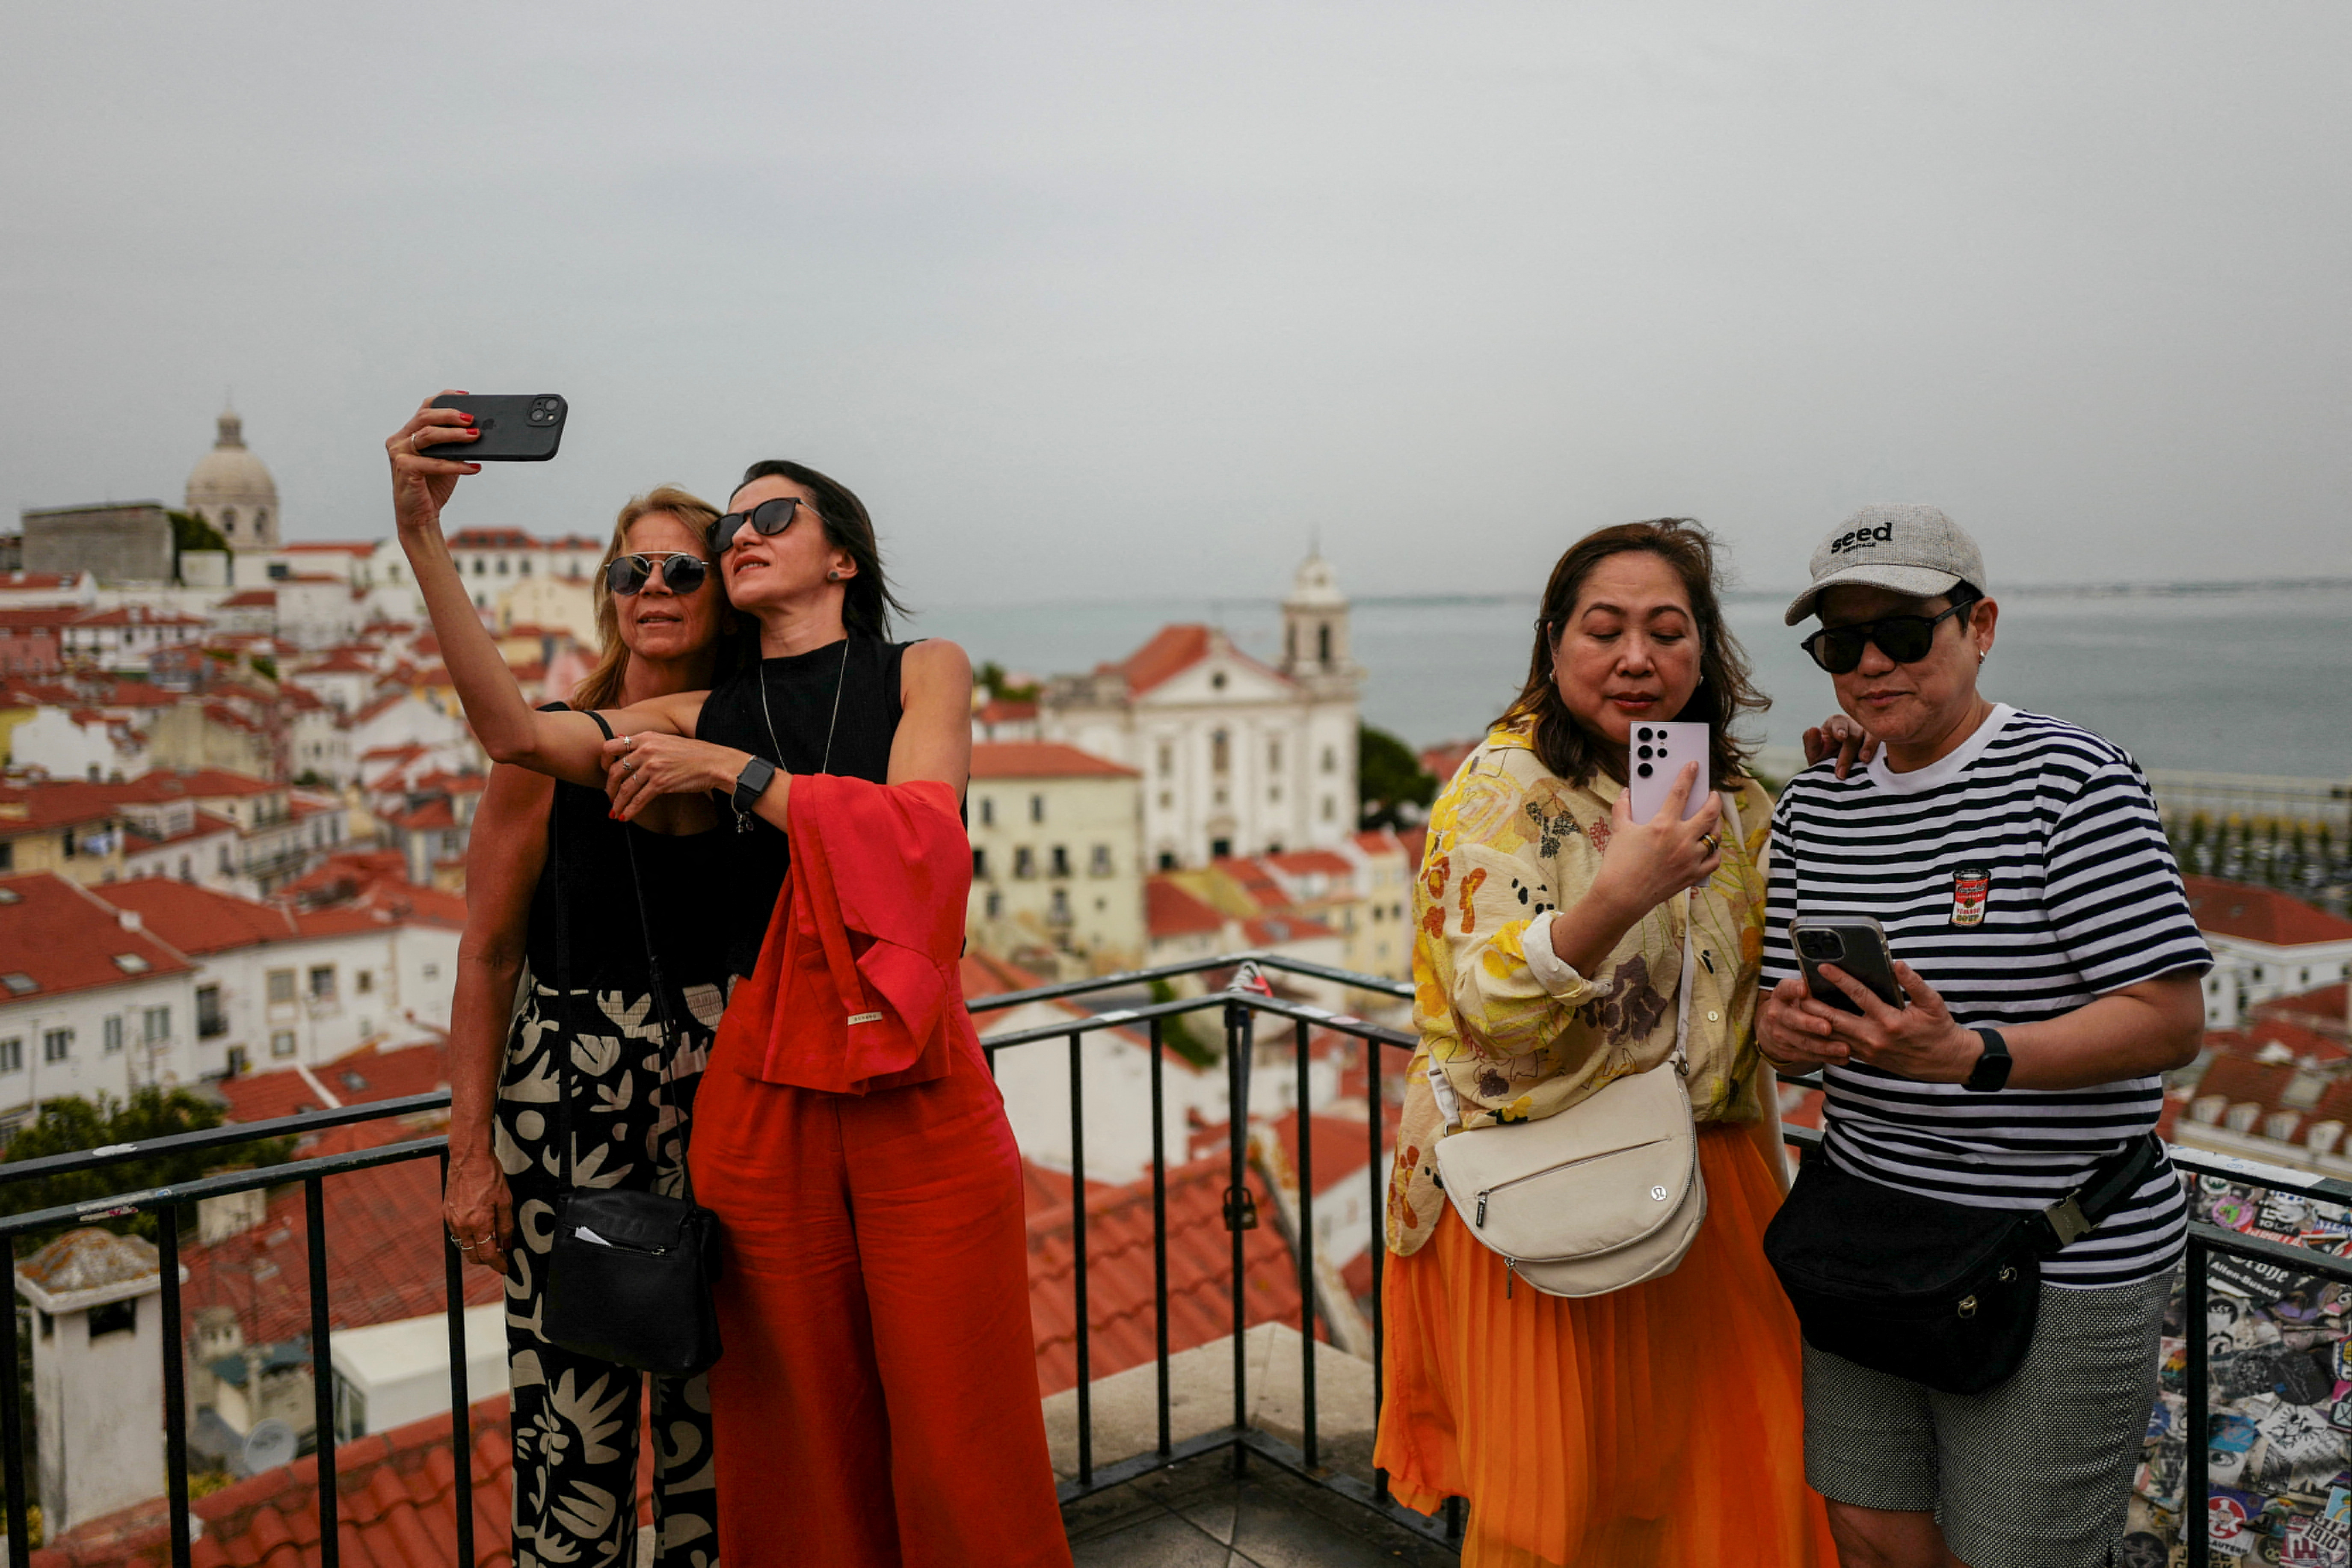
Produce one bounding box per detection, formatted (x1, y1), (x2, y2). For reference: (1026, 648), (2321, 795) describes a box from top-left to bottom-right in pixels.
(1040, 553), (1361, 870)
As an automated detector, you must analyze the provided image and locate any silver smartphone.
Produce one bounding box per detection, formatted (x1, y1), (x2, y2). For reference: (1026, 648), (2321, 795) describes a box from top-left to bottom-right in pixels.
(1790, 914), (1906, 1014)
(1626, 721), (1712, 823)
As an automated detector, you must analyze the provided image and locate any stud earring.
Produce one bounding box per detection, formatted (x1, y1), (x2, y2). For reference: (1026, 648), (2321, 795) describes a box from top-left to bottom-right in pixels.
(827, 570), (841, 581)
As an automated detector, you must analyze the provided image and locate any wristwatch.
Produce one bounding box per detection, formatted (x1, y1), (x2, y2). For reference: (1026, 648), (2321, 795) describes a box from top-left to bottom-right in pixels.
(1963, 1027), (2012, 1093)
(730, 755), (778, 828)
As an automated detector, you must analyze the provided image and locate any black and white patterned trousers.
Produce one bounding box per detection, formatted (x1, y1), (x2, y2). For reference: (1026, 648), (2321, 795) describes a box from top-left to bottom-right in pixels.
(495, 978), (727, 1568)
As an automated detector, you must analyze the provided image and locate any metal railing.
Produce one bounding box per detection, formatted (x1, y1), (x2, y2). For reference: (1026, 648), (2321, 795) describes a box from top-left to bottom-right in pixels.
(0, 954), (2318, 1566)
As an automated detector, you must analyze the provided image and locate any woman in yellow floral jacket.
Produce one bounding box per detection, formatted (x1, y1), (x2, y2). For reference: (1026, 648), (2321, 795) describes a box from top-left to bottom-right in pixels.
(1374, 519), (1835, 1567)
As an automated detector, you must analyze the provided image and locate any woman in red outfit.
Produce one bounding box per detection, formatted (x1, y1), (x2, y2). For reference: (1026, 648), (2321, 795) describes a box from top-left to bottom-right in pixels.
(388, 395), (1071, 1568)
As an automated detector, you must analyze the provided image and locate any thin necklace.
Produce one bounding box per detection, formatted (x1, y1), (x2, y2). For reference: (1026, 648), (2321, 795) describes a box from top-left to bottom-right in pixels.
(745, 636), (850, 832)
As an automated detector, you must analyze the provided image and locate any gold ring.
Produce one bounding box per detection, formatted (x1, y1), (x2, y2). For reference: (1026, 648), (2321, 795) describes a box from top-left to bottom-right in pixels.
(1700, 833), (1720, 853)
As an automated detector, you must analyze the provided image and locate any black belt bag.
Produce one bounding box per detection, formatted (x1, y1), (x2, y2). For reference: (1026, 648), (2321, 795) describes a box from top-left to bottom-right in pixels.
(537, 707), (724, 1378)
(1762, 1133), (2167, 1396)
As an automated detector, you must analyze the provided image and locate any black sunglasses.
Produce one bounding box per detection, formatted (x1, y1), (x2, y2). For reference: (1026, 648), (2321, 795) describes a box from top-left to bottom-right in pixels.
(606, 552), (711, 597)
(1800, 598), (1976, 675)
(711, 495), (805, 555)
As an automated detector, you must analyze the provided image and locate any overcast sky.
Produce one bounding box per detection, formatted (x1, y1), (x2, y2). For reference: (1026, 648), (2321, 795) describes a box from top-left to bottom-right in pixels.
(3, 3), (2345, 609)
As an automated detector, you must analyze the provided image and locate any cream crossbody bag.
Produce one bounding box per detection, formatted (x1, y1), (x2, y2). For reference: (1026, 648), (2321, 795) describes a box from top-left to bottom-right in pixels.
(1428, 795), (1739, 1298)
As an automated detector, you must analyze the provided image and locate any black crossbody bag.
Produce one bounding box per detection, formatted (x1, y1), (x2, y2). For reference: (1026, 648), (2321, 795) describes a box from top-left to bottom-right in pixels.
(538, 710), (723, 1377)
(1763, 1131), (2167, 1396)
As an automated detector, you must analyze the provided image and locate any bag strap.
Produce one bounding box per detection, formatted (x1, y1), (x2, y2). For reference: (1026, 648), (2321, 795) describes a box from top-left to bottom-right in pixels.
(572, 711), (697, 1203)
(2034, 1132), (2166, 1253)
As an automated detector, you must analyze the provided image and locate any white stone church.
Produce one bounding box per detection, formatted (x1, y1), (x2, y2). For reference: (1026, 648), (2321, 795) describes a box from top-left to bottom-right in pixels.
(1039, 553), (1362, 869)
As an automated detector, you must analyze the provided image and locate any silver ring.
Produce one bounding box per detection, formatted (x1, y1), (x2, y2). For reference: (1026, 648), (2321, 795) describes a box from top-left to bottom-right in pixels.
(624, 758), (637, 774)
(409, 432), (423, 453)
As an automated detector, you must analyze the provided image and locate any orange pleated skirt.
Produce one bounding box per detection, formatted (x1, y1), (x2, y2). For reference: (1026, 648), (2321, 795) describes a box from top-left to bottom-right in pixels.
(1374, 1123), (1836, 1568)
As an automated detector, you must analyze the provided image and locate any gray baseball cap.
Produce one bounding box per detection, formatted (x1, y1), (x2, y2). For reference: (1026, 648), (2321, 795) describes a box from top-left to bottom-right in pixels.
(1783, 504), (1988, 626)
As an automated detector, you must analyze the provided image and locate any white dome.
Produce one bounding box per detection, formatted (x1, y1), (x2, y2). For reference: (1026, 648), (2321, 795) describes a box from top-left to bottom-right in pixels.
(186, 410), (278, 510)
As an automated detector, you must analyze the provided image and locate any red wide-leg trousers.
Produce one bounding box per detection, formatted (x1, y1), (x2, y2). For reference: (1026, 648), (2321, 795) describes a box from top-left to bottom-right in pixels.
(689, 1033), (1070, 1568)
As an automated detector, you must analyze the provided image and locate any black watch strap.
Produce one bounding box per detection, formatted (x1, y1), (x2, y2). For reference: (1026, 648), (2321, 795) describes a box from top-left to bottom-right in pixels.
(732, 755), (778, 818)
(1964, 1026), (2012, 1092)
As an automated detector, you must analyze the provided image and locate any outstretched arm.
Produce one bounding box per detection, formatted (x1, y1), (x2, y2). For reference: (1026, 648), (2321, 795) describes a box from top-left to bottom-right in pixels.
(601, 637), (974, 829)
(385, 394), (695, 783)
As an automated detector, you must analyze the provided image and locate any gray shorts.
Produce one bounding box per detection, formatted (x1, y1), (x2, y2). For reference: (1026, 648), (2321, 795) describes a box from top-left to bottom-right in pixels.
(1804, 1272), (2168, 1568)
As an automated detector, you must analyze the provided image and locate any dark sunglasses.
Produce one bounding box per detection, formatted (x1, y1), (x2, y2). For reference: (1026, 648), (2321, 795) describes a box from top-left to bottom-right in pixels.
(711, 495), (805, 555)
(1800, 598), (1975, 675)
(606, 552), (711, 597)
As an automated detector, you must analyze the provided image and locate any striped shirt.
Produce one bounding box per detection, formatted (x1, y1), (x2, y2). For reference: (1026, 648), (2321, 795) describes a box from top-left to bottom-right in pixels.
(1762, 705), (2210, 1287)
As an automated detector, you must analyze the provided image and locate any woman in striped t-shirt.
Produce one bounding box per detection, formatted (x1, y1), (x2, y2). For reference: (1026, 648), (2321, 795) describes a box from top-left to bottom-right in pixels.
(1757, 505), (2207, 1568)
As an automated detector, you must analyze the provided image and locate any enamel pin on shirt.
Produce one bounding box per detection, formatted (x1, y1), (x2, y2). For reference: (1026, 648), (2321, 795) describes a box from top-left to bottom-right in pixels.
(1950, 866), (1989, 927)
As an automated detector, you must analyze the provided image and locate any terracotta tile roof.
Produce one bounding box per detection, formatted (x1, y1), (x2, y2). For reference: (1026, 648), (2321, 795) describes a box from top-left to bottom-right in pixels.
(1146, 877), (1226, 940)
(122, 769), (280, 801)
(1108, 625), (1211, 696)
(180, 1114), (494, 1352)
(445, 529), (539, 550)
(95, 878), (296, 954)
(1216, 859), (1292, 912)
(219, 1041), (454, 1124)
(0, 873), (195, 997)
(968, 742), (1137, 780)
(1264, 849), (1353, 879)
(1417, 739), (1480, 783)
(0, 572), (81, 590)
(1241, 914), (1336, 946)
(293, 651), (376, 675)
(1351, 828), (1406, 857)
(31, 1395), (535, 1568)
(1257, 1109), (1393, 1199)
(2183, 876), (2352, 947)
(976, 698), (1038, 723)
(70, 608), (209, 629)
(960, 950), (1048, 998)
(280, 540), (378, 557)
(216, 590), (278, 609)
(0, 780), (126, 834)
(384, 800), (459, 833)
(1026, 1150), (1307, 1398)
(0, 607), (97, 632)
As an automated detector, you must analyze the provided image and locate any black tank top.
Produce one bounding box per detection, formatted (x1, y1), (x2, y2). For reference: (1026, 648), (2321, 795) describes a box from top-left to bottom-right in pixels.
(524, 708), (735, 994)
(696, 635), (908, 978)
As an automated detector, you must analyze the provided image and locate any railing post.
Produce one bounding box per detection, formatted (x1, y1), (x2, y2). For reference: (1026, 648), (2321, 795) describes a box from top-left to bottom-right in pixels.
(305, 1177), (341, 1568)
(1069, 1031), (1092, 1488)
(1226, 996), (1251, 1476)
(1292, 1019), (1317, 1470)
(1149, 1018), (1171, 1459)
(438, 1152), (474, 1568)
(157, 1209), (193, 1568)
(2, 1235), (27, 1568)
(2186, 1239), (2208, 1568)
(1365, 1034), (1387, 1505)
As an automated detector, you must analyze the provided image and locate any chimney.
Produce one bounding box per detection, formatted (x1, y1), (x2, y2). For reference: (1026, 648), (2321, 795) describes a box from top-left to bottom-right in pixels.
(116, 909), (141, 933)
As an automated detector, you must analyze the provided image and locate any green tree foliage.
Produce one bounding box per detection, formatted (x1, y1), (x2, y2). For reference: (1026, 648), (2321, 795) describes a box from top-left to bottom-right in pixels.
(1359, 723), (1437, 830)
(975, 660), (1040, 703)
(1146, 979), (1219, 1067)
(0, 1089), (295, 1250)
(167, 509), (228, 554)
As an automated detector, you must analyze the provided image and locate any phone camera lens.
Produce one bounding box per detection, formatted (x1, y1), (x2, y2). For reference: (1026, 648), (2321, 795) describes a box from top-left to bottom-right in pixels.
(1637, 745), (1652, 759)
(1636, 763), (1653, 779)
(1798, 931), (1843, 961)
(1636, 727), (1653, 741)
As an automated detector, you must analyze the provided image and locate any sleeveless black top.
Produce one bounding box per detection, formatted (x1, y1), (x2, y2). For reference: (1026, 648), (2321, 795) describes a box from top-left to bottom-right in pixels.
(524, 707), (735, 994)
(696, 635), (908, 979)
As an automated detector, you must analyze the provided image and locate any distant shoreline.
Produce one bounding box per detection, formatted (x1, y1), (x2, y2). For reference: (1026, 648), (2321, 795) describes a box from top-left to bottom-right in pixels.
(921, 577), (2352, 614)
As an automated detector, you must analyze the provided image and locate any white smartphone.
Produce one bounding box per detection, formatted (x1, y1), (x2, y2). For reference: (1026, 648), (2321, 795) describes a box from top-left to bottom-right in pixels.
(1626, 721), (1712, 823)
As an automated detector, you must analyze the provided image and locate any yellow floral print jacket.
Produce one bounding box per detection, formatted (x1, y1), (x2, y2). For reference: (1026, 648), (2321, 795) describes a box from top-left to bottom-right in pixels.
(1384, 722), (1774, 1257)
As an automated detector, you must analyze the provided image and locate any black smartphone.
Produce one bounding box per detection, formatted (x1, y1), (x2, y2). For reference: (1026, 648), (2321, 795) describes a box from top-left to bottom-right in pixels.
(420, 394), (567, 462)
(1790, 915), (1905, 1014)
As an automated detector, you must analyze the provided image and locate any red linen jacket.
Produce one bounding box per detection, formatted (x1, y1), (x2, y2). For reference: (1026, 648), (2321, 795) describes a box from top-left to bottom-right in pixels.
(716, 773), (977, 1094)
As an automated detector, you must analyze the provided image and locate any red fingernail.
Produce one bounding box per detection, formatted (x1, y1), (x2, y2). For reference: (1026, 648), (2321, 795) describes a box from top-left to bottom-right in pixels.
(460, 414), (475, 425)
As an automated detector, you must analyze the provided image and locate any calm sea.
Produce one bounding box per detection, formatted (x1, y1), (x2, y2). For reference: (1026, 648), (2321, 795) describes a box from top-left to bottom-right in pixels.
(909, 582), (2352, 779)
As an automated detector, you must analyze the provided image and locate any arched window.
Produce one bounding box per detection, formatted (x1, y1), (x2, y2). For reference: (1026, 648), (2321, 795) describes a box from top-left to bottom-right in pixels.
(254, 508), (269, 532)
(1317, 624), (1331, 664)
(221, 508), (237, 535)
(1211, 730), (1230, 773)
